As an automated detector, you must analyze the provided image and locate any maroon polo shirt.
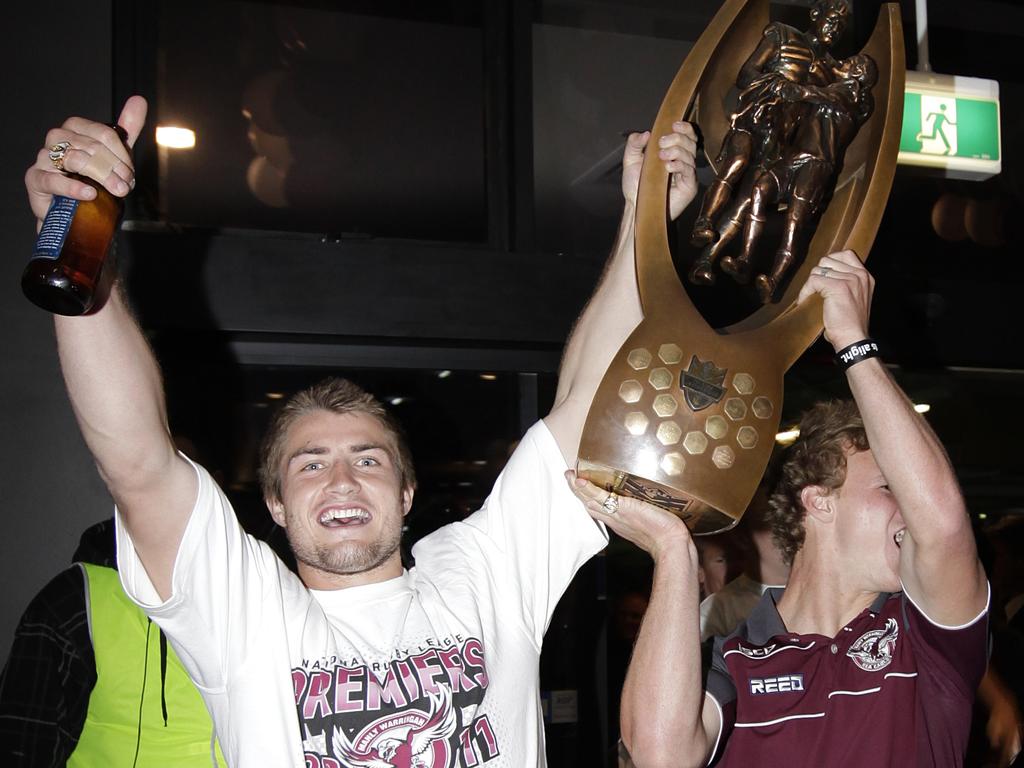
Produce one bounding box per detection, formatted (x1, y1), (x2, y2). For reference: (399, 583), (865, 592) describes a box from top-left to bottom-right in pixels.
(706, 587), (988, 767)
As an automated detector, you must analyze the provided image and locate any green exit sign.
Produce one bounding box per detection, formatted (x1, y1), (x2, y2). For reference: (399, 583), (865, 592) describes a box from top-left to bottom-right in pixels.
(898, 71), (1001, 180)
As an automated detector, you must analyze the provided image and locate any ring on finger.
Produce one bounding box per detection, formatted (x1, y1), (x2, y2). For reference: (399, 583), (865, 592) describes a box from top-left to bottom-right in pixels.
(601, 491), (619, 515)
(48, 141), (71, 172)
(819, 266), (832, 278)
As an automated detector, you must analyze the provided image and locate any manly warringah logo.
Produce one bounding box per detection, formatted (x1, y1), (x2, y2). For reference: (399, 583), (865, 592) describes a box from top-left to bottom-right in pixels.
(749, 674), (804, 695)
(680, 356), (727, 411)
(294, 636), (500, 767)
(333, 687), (456, 767)
(847, 618), (899, 672)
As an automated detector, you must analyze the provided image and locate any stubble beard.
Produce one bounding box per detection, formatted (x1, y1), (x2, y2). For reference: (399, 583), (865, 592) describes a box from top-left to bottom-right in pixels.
(288, 525), (402, 576)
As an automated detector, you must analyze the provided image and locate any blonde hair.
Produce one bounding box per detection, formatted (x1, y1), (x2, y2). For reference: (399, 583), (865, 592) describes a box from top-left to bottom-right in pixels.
(258, 377), (416, 503)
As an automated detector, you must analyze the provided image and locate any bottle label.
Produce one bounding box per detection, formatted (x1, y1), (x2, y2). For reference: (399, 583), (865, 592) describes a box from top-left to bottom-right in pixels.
(31, 195), (79, 261)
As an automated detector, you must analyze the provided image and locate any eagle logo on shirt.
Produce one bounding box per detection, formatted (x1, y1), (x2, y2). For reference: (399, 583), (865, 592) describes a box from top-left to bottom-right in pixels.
(846, 618), (899, 672)
(331, 687), (457, 768)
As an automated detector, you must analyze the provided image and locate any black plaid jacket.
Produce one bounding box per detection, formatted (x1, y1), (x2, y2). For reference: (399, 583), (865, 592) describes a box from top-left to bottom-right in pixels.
(0, 565), (96, 767)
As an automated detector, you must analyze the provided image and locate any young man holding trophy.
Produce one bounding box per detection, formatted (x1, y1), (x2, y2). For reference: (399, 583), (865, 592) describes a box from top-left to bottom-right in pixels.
(21, 97), (702, 765)
(568, 254), (989, 766)
(567, 0), (987, 761)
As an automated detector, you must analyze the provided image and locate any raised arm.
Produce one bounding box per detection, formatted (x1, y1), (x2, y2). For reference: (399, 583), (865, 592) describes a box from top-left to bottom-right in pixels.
(28, 97), (194, 600)
(545, 123), (697, 464)
(566, 477), (721, 767)
(798, 251), (988, 625)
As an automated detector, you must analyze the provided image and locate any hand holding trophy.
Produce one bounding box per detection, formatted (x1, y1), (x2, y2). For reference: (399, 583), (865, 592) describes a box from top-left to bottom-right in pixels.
(577, 0), (905, 534)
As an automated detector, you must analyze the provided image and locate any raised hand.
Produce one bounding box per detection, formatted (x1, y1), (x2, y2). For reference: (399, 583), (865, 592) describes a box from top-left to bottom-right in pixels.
(621, 121), (698, 222)
(797, 249), (874, 350)
(26, 95), (148, 225)
(565, 470), (694, 563)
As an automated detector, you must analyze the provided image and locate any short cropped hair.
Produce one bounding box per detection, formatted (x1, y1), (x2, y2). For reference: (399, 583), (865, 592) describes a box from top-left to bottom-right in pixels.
(766, 399), (868, 564)
(258, 377), (416, 504)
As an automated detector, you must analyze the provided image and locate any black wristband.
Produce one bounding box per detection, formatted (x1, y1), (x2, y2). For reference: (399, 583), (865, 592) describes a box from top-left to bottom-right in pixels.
(835, 339), (880, 371)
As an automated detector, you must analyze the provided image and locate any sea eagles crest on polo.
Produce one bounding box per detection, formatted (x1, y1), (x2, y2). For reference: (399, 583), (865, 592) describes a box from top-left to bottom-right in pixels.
(680, 355), (727, 411)
(847, 617), (899, 672)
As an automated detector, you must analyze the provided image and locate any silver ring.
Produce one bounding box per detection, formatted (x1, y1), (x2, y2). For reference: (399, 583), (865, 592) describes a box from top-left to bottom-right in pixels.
(819, 266), (833, 278)
(48, 141), (71, 171)
(601, 492), (619, 515)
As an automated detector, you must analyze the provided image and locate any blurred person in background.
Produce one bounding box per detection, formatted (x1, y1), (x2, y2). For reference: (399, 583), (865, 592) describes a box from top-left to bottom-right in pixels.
(700, 477), (791, 642)
(0, 519), (226, 767)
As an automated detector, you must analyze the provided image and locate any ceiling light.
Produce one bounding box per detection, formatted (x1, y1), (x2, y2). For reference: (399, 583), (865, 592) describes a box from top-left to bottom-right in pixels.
(437, 370), (452, 379)
(479, 373), (497, 381)
(913, 403), (931, 414)
(156, 126), (196, 149)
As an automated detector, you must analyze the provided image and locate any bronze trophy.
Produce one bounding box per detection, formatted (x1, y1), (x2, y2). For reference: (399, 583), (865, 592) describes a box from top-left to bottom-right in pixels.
(577, 0), (905, 534)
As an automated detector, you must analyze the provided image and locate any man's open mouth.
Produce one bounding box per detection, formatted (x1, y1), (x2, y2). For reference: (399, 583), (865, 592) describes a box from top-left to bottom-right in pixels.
(318, 508), (370, 527)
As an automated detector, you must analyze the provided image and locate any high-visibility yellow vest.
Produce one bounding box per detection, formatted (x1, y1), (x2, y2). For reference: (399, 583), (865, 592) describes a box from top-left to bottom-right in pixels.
(68, 563), (226, 767)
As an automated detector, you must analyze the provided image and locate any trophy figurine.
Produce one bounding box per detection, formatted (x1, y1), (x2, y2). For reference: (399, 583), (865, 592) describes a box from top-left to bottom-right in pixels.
(577, 0), (905, 534)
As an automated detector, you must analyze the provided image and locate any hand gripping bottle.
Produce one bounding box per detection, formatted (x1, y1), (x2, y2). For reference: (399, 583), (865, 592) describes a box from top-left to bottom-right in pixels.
(22, 127), (129, 316)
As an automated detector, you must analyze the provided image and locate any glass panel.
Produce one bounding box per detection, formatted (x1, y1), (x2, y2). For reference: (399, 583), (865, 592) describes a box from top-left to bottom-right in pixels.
(531, 1), (723, 256)
(154, 1), (487, 240)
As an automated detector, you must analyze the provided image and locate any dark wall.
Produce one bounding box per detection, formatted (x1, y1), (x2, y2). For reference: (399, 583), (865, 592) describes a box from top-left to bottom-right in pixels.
(0, 2), (115, 661)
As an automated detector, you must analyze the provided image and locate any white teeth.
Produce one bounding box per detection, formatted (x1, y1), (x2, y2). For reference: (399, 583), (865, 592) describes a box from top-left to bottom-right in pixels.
(894, 530), (905, 547)
(319, 508), (368, 524)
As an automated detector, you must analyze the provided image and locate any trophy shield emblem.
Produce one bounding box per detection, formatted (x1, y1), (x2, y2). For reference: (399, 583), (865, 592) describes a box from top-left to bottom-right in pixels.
(577, 0), (905, 534)
(681, 356), (728, 411)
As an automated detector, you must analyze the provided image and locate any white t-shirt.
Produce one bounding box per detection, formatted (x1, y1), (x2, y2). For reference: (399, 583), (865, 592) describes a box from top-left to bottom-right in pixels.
(116, 421), (607, 767)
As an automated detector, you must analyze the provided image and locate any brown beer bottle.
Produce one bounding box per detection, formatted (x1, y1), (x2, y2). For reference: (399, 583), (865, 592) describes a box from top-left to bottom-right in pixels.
(22, 129), (128, 316)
